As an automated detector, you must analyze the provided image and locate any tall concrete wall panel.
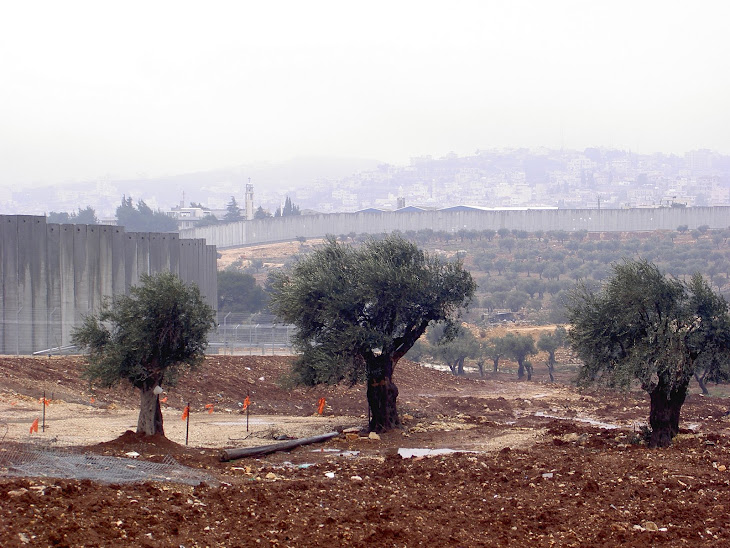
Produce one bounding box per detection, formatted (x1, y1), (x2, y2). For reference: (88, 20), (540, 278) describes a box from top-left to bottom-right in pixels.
(0, 216), (216, 355)
(86, 225), (102, 315)
(16, 216), (35, 354)
(46, 223), (62, 351)
(181, 206), (730, 249)
(72, 225), (89, 323)
(59, 225), (76, 348)
(111, 227), (126, 296)
(97, 226), (114, 306)
(134, 233), (151, 278)
(124, 232), (138, 290)
(168, 234), (180, 277)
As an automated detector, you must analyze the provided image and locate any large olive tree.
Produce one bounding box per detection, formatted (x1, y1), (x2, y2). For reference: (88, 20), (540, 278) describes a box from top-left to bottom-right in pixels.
(72, 272), (217, 436)
(567, 259), (730, 447)
(268, 235), (475, 432)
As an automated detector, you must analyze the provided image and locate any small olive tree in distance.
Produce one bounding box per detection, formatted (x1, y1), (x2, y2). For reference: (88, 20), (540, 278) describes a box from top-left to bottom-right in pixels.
(72, 272), (217, 436)
(268, 235), (475, 432)
(503, 332), (538, 380)
(567, 259), (730, 448)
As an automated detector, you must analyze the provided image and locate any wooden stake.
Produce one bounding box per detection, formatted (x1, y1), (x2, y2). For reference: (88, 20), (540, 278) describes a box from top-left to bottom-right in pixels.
(185, 401), (190, 445)
(42, 390), (46, 432)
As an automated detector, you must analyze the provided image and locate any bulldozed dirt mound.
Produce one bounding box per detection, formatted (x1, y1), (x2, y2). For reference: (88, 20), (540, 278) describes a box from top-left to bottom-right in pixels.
(3, 355), (730, 546)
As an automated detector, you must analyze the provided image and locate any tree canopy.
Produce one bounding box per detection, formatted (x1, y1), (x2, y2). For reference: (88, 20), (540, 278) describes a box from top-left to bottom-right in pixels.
(116, 196), (178, 232)
(502, 332), (538, 380)
(47, 206), (99, 225)
(268, 235), (475, 432)
(218, 270), (268, 313)
(537, 326), (567, 382)
(275, 196), (301, 217)
(428, 323), (480, 376)
(72, 272), (216, 436)
(224, 196), (242, 221)
(567, 259), (730, 447)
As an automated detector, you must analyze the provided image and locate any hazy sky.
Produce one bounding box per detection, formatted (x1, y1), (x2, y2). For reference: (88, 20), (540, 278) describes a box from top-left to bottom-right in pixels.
(2, 1), (729, 187)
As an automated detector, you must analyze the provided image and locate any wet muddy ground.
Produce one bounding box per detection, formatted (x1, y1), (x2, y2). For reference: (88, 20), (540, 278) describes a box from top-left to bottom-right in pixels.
(3, 355), (730, 547)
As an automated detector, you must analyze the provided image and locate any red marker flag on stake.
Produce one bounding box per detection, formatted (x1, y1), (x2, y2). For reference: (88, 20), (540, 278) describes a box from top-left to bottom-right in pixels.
(30, 418), (39, 434)
(317, 397), (326, 415)
(205, 403), (214, 414)
(243, 396), (251, 410)
(160, 396), (168, 403)
(90, 397), (96, 404)
(181, 405), (190, 420)
(39, 397), (49, 406)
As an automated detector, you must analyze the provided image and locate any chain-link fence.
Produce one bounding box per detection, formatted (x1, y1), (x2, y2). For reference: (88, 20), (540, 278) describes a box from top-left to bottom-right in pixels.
(208, 313), (295, 355)
(0, 309), (295, 356)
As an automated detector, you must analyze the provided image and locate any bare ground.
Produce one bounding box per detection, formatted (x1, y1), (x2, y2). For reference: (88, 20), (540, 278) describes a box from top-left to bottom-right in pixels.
(3, 355), (730, 547)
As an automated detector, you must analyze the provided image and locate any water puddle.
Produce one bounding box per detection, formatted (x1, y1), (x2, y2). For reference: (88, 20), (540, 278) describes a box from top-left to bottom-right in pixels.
(398, 448), (477, 459)
(533, 411), (620, 429)
(310, 448), (360, 458)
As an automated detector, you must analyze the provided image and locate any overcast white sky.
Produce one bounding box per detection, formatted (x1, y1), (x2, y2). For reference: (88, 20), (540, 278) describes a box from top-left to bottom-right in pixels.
(2, 1), (729, 188)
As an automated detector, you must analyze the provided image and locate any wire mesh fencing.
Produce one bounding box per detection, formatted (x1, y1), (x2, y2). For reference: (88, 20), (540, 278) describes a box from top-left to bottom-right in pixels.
(0, 309), (295, 356)
(0, 441), (218, 486)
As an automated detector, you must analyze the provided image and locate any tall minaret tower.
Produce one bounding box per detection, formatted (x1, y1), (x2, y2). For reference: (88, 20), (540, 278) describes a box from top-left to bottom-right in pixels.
(245, 179), (254, 220)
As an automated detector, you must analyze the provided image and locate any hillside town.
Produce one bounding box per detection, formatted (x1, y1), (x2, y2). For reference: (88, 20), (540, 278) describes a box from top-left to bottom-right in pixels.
(4, 148), (730, 228)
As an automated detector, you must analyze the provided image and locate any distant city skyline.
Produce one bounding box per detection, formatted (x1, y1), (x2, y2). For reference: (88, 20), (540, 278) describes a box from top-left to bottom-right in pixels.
(2, 1), (729, 189)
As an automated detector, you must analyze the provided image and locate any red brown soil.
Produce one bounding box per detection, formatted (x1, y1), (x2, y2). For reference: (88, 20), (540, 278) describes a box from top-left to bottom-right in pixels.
(3, 355), (730, 546)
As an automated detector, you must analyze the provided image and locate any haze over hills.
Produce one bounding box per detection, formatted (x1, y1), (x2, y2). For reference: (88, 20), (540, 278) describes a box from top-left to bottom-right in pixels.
(3, 156), (381, 219)
(3, 147), (730, 222)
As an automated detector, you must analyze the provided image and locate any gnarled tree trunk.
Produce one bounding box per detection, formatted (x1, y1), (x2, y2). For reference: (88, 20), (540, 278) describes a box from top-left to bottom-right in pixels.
(137, 387), (164, 436)
(517, 361), (525, 380)
(648, 382), (688, 448)
(694, 371), (709, 395)
(367, 355), (400, 433)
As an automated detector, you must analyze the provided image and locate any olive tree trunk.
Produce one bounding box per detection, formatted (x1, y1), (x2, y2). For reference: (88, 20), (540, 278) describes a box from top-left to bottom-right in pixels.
(137, 388), (164, 436)
(694, 371), (709, 395)
(648, 382), (688, 448)
(367, 355), (400, 433)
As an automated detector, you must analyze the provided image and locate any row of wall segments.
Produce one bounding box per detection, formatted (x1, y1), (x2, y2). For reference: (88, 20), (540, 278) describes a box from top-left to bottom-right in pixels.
(0, 215), (217, 355)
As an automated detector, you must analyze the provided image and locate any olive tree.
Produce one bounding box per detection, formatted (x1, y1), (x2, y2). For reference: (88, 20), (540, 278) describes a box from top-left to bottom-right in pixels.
(268, 235), (475, 432)
(429, 324), (481, 376)
(72, 272), (217, 436)
(567, 259), (730, 447)
(503, 332), (538, 380)
(537, 326), (567, 382)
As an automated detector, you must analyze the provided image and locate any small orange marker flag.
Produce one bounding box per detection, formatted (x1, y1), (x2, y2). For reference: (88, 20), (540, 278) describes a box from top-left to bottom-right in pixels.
(243, 396), (251, 410)
(30, 418), (39, 434)
(317, 397), (326, 415)
(160, 396), (168, 403)
(181, 405), (189, 420)
(90, 396), (96, 404)
(205, 403), (214, 414)
(39, 397), (49, 406)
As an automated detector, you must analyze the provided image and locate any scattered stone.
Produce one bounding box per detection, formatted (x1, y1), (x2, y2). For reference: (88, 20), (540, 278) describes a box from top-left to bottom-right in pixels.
(350, 475), (363, 481)
(719, 465), (727, 472)
(18, 533), (30, 544)
(265, 472), (277, 480)
(642, 521), (659, 532)
(368, 432), (381, 440)
(324, 472), (335, 478)
(8, 488), (29, 497)
(542, 472), (554, 479)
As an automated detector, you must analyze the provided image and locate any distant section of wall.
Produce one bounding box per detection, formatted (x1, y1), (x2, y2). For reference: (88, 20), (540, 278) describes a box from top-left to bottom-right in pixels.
(0, 215), (217, 355)
(180, 207), (730, 249)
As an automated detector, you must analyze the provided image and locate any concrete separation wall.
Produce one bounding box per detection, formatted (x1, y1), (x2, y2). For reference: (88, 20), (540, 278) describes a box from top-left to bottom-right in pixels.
(180, 206), (730, 249)
(0, 215), (217, 355)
